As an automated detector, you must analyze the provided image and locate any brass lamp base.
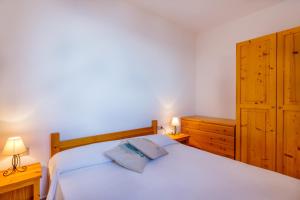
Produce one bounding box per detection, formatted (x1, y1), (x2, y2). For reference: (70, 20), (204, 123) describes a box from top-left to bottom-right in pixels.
(3, 154), (27, 177)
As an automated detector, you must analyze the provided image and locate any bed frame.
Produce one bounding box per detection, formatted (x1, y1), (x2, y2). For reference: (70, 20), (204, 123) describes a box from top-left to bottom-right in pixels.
(50, 120), (158, 157)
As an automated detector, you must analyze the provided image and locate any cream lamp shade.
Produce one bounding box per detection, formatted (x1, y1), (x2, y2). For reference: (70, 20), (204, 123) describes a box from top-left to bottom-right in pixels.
(171, 117), (180, 126)
(2, 137), (27, 156)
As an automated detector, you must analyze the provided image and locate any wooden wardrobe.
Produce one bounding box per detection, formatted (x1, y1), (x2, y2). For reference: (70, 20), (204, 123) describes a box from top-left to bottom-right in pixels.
(236, 26), (300, 178)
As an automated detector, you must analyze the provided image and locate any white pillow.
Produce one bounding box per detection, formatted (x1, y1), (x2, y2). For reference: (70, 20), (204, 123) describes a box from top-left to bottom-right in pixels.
(105, 143), (150, 173)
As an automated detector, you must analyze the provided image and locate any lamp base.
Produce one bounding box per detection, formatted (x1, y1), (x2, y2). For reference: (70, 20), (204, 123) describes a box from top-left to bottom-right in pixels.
(173, 126), (177, 135)
(3, 155), (27, 177)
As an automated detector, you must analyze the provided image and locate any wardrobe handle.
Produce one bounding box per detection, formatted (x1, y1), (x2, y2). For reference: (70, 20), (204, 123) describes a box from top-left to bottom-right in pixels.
(284, 153), (294, 158)
(293, 51), (299, 54)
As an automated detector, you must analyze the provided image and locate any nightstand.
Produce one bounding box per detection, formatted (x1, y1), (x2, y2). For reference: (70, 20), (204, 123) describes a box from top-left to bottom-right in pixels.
(0, 163), (42, 200)
(166, 133), (190, 145)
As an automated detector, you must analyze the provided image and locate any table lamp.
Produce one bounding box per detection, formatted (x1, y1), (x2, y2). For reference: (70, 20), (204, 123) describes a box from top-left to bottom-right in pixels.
(171, 117), (180, 134)
(2, 137), (27, 176)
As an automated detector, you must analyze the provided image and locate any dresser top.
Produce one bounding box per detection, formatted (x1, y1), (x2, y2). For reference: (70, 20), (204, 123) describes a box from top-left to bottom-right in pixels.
(181, 115), (236, 127)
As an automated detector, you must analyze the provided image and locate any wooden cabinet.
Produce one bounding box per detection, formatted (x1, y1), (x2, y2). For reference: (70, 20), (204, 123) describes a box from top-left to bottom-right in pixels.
(236, 26), (300, 178)
(236, 34), (277, 170)
(181, 116), (236, 159)
(277, 26), (300, 178)
(0, 163), (42, 200)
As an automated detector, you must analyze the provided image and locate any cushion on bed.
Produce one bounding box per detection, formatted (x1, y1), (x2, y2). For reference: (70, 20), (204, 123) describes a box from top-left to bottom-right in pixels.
(127, 138), (168, 159)
(104, 142), (150, 173)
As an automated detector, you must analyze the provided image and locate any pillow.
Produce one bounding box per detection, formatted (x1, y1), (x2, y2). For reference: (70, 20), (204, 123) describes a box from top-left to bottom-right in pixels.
(127, 138), (168, 160)
(104, 142), (149, 173)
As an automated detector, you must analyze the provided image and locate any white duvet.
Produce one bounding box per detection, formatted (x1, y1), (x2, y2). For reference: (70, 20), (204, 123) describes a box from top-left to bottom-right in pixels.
(48, 135), (300, 200)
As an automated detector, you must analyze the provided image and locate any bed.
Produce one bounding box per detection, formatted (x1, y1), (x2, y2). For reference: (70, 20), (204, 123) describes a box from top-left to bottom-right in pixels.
(47, 120), (300, 200)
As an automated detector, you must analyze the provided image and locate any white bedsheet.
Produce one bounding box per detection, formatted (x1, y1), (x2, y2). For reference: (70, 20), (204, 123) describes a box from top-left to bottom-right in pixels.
(49, 136), (300, 200)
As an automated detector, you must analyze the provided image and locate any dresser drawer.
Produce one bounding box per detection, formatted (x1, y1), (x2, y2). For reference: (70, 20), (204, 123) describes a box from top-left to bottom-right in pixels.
(189, 136), (234, 158)
(181, 120), (235, 137)
(186, 130), (235, 158)
(182, 128), (234, 146)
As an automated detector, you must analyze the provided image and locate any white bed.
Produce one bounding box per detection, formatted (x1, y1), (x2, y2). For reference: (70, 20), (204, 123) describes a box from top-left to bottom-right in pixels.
(47, 135), (300, 200)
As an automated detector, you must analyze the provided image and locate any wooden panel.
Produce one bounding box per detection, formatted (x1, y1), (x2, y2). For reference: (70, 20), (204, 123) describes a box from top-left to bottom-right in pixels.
(282, 31), (300, 105)
(51, 120), (158, 157)
(282, 112), (300, 178)
(240, 109), (276, 170)
(236, 33), (276, 162)
(239, 35), (276, 106)
(0, 186), (33, 200)
(277, 26), (300, 178)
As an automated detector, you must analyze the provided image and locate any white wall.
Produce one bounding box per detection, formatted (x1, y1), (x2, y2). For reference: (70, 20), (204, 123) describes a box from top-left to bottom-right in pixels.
(196, 0), (300, 119)
(0, 0), (196, 197)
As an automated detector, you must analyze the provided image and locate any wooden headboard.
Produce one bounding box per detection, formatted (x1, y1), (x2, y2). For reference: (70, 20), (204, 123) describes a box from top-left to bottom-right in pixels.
(50, 120), (158, 157)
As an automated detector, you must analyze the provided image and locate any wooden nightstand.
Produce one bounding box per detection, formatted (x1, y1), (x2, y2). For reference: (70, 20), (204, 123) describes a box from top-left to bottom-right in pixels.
(0, 163), (42, 200)
(166, 133), (190, 145)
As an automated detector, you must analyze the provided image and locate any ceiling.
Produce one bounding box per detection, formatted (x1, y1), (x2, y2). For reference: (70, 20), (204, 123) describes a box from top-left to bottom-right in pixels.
(129, 0), (284, 32)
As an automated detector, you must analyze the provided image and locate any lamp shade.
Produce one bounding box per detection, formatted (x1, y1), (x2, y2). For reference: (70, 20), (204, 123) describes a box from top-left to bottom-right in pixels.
(2, 137), (27, 156)
(171, 117), (180, 126)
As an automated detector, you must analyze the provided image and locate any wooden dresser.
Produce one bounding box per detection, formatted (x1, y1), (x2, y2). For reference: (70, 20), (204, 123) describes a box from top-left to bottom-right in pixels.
(181, 116), (236, 159)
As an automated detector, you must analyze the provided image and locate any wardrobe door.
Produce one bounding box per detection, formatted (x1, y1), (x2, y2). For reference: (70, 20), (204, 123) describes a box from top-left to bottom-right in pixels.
(277, 27), (300, 178)
(236, 34), (277, 170)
